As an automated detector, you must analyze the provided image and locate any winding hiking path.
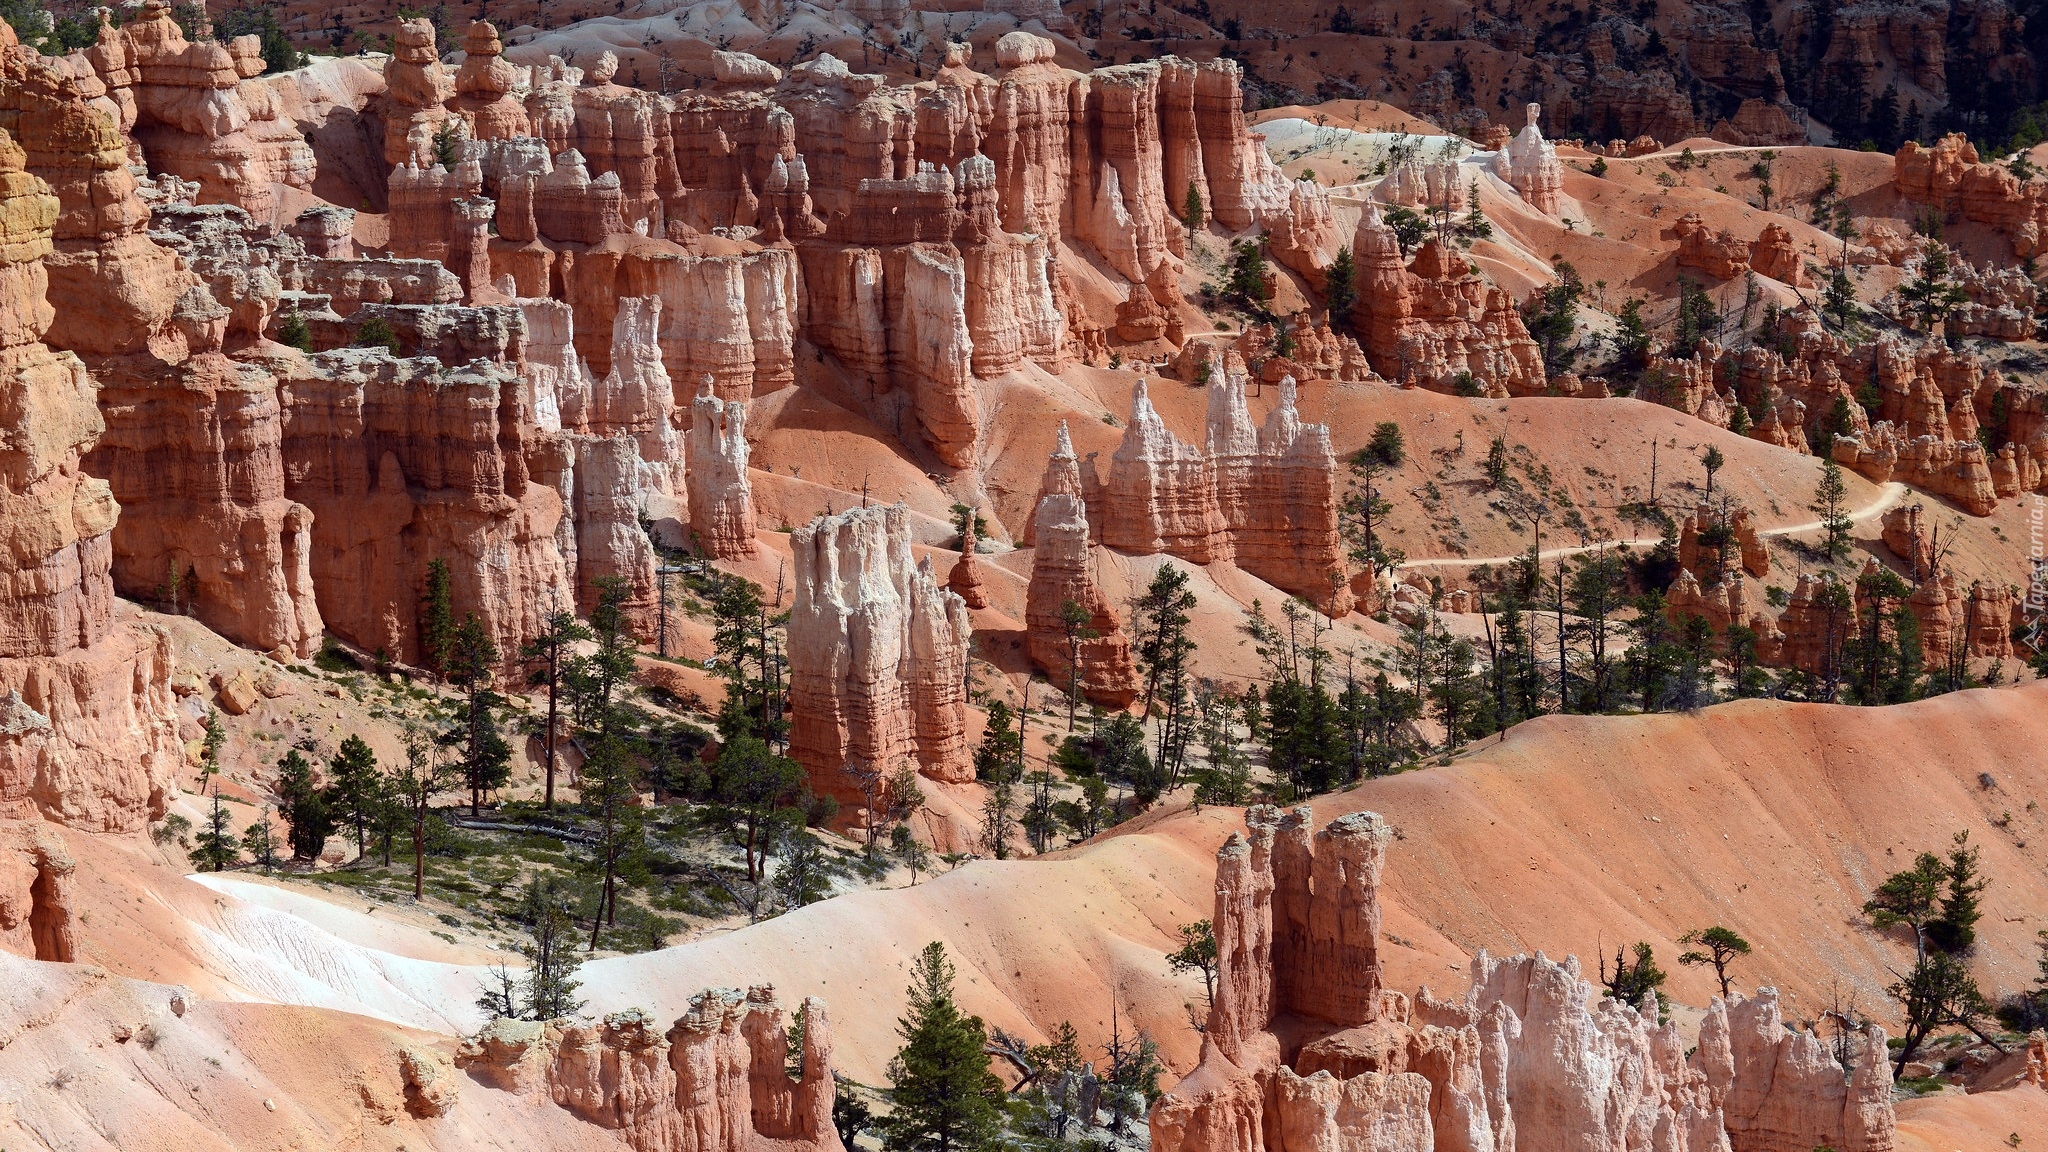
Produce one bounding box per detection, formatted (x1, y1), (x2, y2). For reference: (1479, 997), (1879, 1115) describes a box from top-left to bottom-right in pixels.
(1402, 481), (1909, 570)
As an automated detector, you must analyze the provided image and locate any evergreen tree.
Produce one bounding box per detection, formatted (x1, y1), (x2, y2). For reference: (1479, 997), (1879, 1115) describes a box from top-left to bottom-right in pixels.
(275, 748), (334, 862)
(1677, 926), (1752, 999)
(523, 604), (590, 810)
(1166, 920), (1219, 1012)
(326, 734), (381, 859)
(445, 613), (510, 814)
(1865, 850), (1948, 963)
(1456, 181), (1492, 244)
(1324, 245), (1357, 330)
(1812, 458), (1853, 560)
(707, 573), (784, 744)
(240, 805), (281, 871)
(1224, 239), (1272, 310)
(709, 735), (803, 881)
(1888, 950), (1992, 1074)
(1899, 241), (1971, 333)
(1132, 563), (1198, 786)
(776, 826), (832, 910)
(1926, 830), (1987, 955)
(1566, 551), (1627, 712)
(420, 558), (456, 675)
(973, 701), (1022, 784)
(978, 777), (1015, 859)
(1672, 276), (1718, 352)
(1055, 599), (1094, 732)
(189, 784), (240, 872)
(882, 942), (1004, 1152)
(517, 874), (584, 1019)
(1020, 769), (1061, 854)
(393, 722), (459, 899)
(570, 576), (641, 740)
(1181, 181), (1204, 231)
(1191, 686), (1255, 806)
(276, 308), (311, 351)
(1599, 941), (1668, 1006)
(198, 708), (226, 786)
(580, 731), (643, 948)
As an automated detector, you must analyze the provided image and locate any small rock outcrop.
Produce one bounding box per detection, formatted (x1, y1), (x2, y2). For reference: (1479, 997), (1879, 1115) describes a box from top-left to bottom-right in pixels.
(1348, 214), (1544, 396)
(457, 986), (845, 1152)
(1024, 424), (1140, 708)
(1493, 103), (1564, 215)
(686, 379), (758, 560)
(787, 504), (972, 802)
(946, 515), (989, 610)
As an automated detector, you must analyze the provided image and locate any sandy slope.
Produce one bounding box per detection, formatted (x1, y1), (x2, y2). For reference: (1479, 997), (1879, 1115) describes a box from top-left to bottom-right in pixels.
(53, 683), (2048, 1097)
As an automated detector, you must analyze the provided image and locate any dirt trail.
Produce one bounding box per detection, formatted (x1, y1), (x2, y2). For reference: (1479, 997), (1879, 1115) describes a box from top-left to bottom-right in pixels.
(1404, 481), (1907, 570)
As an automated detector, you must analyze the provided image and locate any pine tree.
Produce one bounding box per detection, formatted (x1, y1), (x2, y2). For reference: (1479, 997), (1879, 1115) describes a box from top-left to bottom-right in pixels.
(1055, 598), (1094, 732)
(445, 613), (510, 814)
(197, 708), (226, 786)
(1166, 920), (1219, 1012)
(581, 730), (643, 948)
(523, 603), (590, 810)
(1926, 830), (1986, 955)
(1677, 926), (1752, 999)
(1181, 181), (1204, 231)
(393, 723), (458, 899)
(1132, 563), (1197, 786)
(240, 805), (280, 871)
(776, 826), (831, 910)
(419, 558), (456, 675)
(275, 748), (334, 861)
(189, 784), (240, 872)
(326, 733), (381, 859)
(517, 874), (584, 1019)
(1324, 245), (1357, 330)
(1812, 458), (1853, 560)
(882, 942), (1004, 1152)
(973, 701), (1022, 784)
(709, 735), (802, 881)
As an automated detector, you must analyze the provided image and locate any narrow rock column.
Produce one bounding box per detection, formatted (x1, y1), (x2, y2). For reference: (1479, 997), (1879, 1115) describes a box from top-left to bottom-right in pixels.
(452, 196), (496, 301)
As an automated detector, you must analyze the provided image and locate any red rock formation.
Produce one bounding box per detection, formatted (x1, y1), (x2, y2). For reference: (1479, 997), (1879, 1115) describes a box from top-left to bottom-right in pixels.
(1210, 374), (1352, 614)
(273, 344), (574, 672)
(787, 503), (972, 802)
(1348, 210), (1543, 395)
(1963, 580), (2019, 660)
(381, 17), (454, 166)
(1025, 424), (1139, 708)
(1748, 224), (1810, 288)
(1895, 133), (2048, 258)
(82, 0), (315, 221)
(946, 516), (989, 610)
(1710, 99), (1806, 147)
(685, 379), (757, 560)
(1101, 379), (1228, 562)
(1675, 212), (1751, 279)
(458, 985), (844, 1152)
(0, 821), (75, 961)
(1678, 501), (1769, 581)
(1772, 572), (1855, 676)
(454, 21), (529, 141)
(1698, 988), (1895, 1152)
(1494, 103), (1564, 215)
(0, 118), (179, 833)
(1153, 807), (1895, 1152)
(2025, 1031), (2047, 1087)
(1666, 568), (1783, 658)
(1880, 503), (1936, 578)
